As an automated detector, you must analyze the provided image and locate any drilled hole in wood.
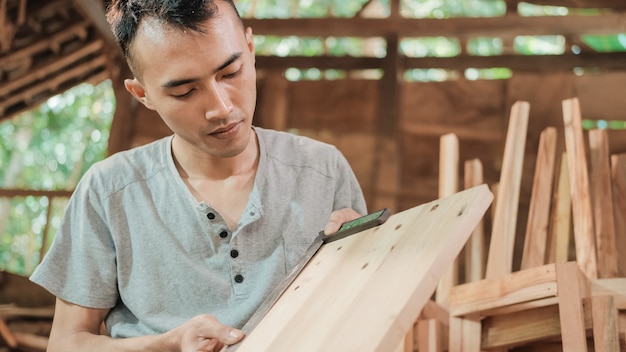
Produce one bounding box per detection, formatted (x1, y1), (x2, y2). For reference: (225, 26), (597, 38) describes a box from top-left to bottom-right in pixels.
(430, 204), (439, 211)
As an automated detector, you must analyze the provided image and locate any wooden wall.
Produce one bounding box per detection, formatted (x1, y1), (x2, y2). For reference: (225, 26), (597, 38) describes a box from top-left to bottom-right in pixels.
(120, 71), (626, 252)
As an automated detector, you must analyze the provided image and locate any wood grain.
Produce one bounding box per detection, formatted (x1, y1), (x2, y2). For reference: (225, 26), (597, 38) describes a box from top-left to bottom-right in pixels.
(547, 152), (571, 264)
(591, 295), (620, 352)
(464, 159), (485, 283)
(611, 154), (626, 277)
(486, 101), (530, 279)
(521, 127), (557, 270)
(588, 129), (618, 278)
(231, 185), (493, 352)
(562, 97), (598, 279)
(436, 133), (459, 306)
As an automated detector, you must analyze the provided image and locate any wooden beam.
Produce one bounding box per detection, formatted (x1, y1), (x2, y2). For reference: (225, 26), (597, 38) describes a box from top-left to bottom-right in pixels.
(562, 97), (598, 279)
(417, 319), (445, 352)
(377, 33), (401, 137)
(0, 55), (108, 115)
(481, 304), (565, 349)
(404, 52), (626, 71)
(590, 295), (620, 352)
(232, 185), (493, 351)
(0, 39), (104, 97)
(611, 154), (626, 277)
(485, 101), (529, 279)
(521, 127), (557, 270)
(521, 0), (626, 9)
(547, 153), (572, 264)
(436, 133), (459, 306)
(0, 21), (91, 68)
(450, 263), (559, 317)
(588, 129), (619, 278)
(72, 0), (122, 57)
(244, 13), (626, 38)
(255, 52), (626, 73)
(556, 261), (590, 351)
(464, 159), (485, 283)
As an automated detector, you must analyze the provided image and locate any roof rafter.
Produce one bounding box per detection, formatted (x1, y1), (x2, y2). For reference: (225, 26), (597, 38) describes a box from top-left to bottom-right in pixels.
(245, 13), (626, 38)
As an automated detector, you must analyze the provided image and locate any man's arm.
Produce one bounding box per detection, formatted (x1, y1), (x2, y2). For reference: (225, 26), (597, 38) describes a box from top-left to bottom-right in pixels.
(47, 298), (243, 352)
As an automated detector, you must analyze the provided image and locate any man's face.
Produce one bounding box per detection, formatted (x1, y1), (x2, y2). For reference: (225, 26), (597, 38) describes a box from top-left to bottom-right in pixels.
(125, 2), (257, 159)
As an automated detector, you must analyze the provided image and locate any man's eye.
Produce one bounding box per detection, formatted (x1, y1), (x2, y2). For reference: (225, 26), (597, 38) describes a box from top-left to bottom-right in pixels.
(172, 90), (193, 98)
(223, 67), (242, 79)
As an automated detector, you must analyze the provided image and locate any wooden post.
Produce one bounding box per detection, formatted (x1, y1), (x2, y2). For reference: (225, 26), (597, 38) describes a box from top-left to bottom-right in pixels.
(464, 159), (485, 282)
(588, 129), (618, 278)
(561, 97), (598, 279)
(590, 295), (620, 352)
(436, 133), (459, 306)
(547, 153), (571, 264)
(521, 126), (557, 270)
(611, 154), (626, 277)
(555, 261), (590, 351)
(486, 101), (530, 279)
(0, 318), (17, 349)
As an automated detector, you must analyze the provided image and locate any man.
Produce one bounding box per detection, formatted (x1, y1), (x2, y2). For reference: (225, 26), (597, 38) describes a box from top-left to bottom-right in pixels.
(29, 0), (366, 351)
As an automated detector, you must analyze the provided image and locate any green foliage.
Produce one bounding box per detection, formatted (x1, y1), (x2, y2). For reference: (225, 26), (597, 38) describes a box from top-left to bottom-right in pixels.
(0, 80), (114, 275)
(582, 34), (626, 53)
(237, 0), (372, 18)
(401, 0), (506, 18)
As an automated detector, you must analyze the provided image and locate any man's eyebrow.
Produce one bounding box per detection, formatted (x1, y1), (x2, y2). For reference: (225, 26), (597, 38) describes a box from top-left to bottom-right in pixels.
(161, 52), (244, 89)
(215, 52), (243, 73)
(162, 78), (196, 88)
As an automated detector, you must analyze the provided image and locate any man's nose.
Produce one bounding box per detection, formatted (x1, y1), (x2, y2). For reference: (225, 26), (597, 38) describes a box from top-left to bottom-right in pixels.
(204, 82), (233, 120)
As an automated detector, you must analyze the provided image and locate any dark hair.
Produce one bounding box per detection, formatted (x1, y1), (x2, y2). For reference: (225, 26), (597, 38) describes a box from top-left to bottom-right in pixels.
(106, 0), (243, 74)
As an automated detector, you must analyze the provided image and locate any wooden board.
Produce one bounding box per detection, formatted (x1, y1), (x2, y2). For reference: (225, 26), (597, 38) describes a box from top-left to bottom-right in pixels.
(436, 133), (459, 306)
(611, 154), (626, 277)
(486, 100), (530, 279)
(547, 152), (572, 264)
(588, 129), (619, 278)
(464, 159), (485, 283)
(521, 126), (557, 270)
(231, 185), (493, 352)
(562, 97), (598, 279)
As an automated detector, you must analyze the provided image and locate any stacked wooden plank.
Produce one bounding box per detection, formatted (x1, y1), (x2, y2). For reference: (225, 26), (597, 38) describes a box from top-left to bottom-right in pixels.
(443, 97), (626, 351)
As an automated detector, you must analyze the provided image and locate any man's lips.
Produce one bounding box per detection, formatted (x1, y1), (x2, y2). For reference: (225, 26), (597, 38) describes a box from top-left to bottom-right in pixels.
(208, 122), (241, 139)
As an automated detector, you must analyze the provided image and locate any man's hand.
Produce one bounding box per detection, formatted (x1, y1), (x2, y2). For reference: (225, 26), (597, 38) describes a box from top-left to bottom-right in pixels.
(48, 298), (244, 352)
(322, 208), (362, 235)
(174, 315), (243, 352)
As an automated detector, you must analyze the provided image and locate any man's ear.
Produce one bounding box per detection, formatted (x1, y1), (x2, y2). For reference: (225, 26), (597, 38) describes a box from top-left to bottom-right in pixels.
(245, 27), (255, 63)
(124, 78), (156, 110)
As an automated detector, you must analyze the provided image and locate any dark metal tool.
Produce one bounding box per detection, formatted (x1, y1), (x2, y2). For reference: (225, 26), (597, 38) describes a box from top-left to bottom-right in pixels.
(222, 208), (391, 351)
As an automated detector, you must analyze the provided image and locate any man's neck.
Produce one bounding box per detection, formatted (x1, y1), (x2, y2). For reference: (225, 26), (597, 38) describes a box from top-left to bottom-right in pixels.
(172, 132), (259, 181)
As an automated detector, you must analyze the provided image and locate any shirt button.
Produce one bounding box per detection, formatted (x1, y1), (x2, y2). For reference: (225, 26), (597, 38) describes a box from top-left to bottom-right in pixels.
(207, 212), (216, 220)
(219, 231), (229, 238)
(230, 250), (239, 258)
(234, 274), (244, 283)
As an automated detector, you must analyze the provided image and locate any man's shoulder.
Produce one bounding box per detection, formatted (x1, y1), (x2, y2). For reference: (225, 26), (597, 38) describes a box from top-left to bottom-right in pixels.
(256, 127), (337, 155)
(80, 136), (171, 192)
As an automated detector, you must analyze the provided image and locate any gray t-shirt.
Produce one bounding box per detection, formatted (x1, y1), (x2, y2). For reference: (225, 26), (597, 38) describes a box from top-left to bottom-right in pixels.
(30, 127), (366, 338)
